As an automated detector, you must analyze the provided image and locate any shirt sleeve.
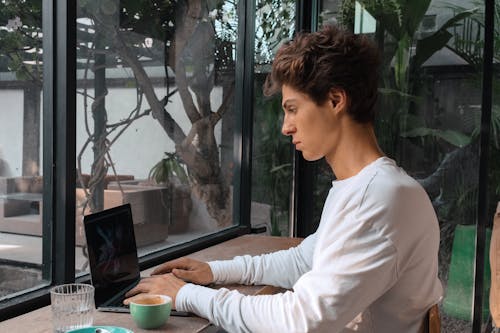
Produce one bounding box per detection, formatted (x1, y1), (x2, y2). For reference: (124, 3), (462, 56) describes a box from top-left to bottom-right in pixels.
(207, 232), (316, 289)
(176, 220), (398, 333)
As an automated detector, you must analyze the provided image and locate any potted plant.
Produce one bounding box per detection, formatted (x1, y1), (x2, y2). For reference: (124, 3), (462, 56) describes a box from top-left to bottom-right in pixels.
(149, 152), (192, 234)
(149, 152), (189, 187)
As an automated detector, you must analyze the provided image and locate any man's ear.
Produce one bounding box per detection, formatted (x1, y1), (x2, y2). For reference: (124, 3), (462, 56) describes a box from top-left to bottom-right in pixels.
(329, 89), (348, 114)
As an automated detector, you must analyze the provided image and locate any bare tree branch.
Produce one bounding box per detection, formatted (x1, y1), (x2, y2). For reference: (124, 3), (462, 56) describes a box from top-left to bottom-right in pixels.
(173, 1), (204, 123)
(211, 83), (235, 125)
(114, 30), (187, 145)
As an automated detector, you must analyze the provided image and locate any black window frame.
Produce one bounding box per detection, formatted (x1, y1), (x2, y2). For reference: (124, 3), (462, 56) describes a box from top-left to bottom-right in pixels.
(471, 0), (494, 331)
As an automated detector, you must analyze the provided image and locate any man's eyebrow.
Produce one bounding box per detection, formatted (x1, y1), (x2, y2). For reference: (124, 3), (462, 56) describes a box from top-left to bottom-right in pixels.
(282, 99), (296, 109)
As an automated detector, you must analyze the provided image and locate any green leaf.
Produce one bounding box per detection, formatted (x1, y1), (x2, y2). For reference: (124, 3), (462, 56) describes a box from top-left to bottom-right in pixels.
(360, 0), (431, 39)
(401, 127), (435, 138)
(171, 159), (189, 184)
(360, 0), (403, 39)
(149, 152), (189, 185)
(414, 30), (452, 68)
(403, 0), (432, 36)
(401, 127), (471, 147)
(436, 130), (472, 147)
(394, 34), (410, 90)
(270, 163), (292, 174)
(399, 113), (426, 131)
(440, 8), (479, 32)
(378, 88), (421, 102)
(414, 8), (477, 68)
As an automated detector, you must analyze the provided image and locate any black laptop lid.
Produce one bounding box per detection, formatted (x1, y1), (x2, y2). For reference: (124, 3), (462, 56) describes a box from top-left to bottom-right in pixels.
(83, 203), (140, 306)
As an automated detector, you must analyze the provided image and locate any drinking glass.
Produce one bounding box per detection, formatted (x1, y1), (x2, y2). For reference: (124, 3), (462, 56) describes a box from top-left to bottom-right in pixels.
(50, 283), (95, 333)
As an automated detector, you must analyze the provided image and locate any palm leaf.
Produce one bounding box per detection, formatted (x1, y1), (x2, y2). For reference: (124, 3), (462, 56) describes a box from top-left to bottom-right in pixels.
(414, 8), (478, 68)
(401, 127), (472, 147)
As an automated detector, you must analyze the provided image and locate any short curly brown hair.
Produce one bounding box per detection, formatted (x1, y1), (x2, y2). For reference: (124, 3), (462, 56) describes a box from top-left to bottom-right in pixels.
(264, 25), (380, 123)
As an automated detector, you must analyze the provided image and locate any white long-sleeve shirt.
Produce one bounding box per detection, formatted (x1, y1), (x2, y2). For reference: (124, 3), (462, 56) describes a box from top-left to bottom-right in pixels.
(176, 157), (443, 332)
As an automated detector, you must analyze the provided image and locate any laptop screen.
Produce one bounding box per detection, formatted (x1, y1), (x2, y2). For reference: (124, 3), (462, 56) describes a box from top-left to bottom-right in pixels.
(83, 203), (140, 306)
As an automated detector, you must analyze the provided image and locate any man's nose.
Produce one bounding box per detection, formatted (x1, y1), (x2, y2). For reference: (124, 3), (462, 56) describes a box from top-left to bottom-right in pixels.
(281, 119), (294, 136)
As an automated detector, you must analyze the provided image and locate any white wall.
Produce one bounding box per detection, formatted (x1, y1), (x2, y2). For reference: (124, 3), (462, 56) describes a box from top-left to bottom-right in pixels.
(0, 85), (224, 179)
(0, 89), (24, 177)
(76, 85), (223, 179)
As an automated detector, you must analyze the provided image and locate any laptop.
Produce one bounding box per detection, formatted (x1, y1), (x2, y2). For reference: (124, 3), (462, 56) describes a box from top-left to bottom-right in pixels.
(84, 203), (140, 312)
(83, 203), (191, 316)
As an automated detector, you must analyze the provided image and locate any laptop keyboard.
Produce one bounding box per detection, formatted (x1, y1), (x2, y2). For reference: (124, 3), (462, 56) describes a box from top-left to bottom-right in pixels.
(97, 300), (130, 313)
(108, 299), (129, 308)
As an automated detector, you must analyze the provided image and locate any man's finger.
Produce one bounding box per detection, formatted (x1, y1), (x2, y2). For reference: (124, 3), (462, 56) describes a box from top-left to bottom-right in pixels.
(152, 257), (192, 275)
(125, 280), (152, 298)
(123, 293), (147, 305)
(172, 268), (197, 282)
(151, 262), (174, 275)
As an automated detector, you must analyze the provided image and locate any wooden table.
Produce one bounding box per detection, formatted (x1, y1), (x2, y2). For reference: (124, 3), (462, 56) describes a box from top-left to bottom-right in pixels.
(0, 235), (302, 332)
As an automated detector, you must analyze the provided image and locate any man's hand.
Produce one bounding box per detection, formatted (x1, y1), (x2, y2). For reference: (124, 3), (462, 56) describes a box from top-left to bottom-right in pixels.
(152, 257), (214, 286)
(124, 273), (186, 309)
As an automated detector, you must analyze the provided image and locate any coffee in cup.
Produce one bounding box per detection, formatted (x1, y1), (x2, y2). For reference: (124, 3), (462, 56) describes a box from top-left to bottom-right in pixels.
(130, 294), (172, 329)
(132, 295), (164, 305)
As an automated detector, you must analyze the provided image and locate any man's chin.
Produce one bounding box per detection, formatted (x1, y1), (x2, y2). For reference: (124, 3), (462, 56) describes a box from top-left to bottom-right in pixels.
(300, 151), (323, 162)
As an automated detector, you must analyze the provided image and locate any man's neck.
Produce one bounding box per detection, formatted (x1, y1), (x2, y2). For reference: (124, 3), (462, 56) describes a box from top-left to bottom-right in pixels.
(326, 122), (384, 180)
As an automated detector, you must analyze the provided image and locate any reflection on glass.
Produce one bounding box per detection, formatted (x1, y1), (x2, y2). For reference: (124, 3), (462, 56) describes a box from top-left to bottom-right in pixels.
(75, 0), (239, 274)
(319, 0), (491, 331)
(251, 0), (295, 237)
(0, 1), (46, 300)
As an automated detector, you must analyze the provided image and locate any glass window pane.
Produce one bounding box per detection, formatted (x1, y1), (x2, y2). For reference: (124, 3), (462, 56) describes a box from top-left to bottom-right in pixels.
(319, 0), (488, 331)
(0, 1), (48, 300)
(251, 0), (295, 237)
(75, 0), (239, 274)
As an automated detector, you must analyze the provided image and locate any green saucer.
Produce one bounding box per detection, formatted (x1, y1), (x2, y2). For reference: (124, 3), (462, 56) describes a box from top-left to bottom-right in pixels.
(66, 326), (133, 333)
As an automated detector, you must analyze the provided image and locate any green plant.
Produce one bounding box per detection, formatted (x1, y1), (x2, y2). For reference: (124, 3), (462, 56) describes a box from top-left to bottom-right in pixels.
(359, 0), (478, 157)
(252, 75), (293, 236)
(149, 152), (189, 186)
(0, 1), (43, 176)
(397, 0), (500, 213)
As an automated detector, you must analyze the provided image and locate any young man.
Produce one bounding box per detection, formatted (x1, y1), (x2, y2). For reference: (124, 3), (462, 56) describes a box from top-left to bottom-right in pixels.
(125, 25), (443, 332)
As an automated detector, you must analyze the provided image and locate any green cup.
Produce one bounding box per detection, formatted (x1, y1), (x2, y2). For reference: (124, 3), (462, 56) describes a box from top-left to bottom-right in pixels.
(129, 294), (172, 329)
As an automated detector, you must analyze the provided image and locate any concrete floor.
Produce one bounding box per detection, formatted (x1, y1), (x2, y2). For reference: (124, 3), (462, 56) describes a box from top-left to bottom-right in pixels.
(0, 232), (45, 265)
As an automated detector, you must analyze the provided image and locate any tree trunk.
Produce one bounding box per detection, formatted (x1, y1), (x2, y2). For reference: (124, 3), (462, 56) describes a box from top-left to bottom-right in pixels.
(89, 33), (108, 212)
(22, 83), (41, 176)
(113, 0), (233, 226)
